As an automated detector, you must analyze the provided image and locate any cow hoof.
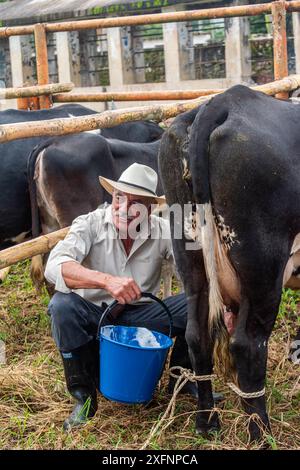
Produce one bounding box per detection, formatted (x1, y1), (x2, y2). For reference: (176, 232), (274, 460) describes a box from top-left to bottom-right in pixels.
(195, 424), (221, 438)
(195, 414), (221, 438)
(248, 417), (271, 446)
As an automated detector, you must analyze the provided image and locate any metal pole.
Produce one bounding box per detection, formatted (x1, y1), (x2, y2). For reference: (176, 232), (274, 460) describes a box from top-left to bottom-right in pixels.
(0, 3), (276, 38)
(0, 82), (74, 100)
(53, 89), (225, 103)
(272, 1), (289, 99)
(34, 23), (51, 109)
(17, 96), (40, 111)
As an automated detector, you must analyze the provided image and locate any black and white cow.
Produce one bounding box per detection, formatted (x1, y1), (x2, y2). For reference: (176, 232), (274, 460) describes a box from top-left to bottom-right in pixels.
(0, 104), (163, 251)
(159, 85), (300, 442)
(28, 133), (162, 235)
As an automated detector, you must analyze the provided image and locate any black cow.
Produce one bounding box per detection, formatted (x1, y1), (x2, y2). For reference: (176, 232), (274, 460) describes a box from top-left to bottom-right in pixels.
(27, 133), (162, 287)
(100, 120), (163, 142)
(0, 104), (163, 250)
(159, 85), (300, 442)
(0, 104), (96, 249)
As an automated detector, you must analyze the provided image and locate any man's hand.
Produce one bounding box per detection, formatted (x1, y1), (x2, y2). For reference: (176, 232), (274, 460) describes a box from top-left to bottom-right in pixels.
(104, 275), (141, 304)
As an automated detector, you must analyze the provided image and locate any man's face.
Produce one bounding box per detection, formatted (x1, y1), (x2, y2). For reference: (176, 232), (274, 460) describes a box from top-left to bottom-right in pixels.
(112, 189), (153, 237)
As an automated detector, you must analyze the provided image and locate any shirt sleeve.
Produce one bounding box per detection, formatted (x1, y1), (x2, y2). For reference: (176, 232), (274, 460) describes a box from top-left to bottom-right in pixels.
(44, 213), (94, 293)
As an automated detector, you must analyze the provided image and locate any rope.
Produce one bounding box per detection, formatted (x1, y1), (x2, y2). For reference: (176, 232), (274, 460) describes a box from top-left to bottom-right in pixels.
(140, 366), (266, 449)
(169, 367), (266, 398)
(140, 366), (202, 450)
(169, 366), (216, 383)
(227, 382), (266, 399)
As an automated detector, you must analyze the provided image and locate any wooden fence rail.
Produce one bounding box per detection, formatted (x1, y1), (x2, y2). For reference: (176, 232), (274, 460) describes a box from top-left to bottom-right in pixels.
(0, 82), (73, 100)
(53, 89), (225, 103)
(0, 229), (69, 270)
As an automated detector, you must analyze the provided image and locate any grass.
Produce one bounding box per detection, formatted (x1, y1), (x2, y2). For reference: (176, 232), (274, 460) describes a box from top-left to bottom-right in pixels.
(0, 261), (299, 450)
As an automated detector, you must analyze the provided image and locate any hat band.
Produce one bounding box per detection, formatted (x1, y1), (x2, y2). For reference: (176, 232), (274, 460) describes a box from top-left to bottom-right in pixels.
(117, 180), (157, 196)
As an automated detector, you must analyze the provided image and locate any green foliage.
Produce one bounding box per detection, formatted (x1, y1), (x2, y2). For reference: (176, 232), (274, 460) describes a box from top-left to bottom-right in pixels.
(89, 0), (170, 17)
(279, 288), (300, 319)
(144, 49), (165, 83)
(250, 15), (270, 35)
(266, 434), (278, 450)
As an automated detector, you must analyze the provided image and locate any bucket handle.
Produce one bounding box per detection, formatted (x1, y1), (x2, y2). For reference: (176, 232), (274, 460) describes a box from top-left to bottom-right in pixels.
(96, 292), (174, 340)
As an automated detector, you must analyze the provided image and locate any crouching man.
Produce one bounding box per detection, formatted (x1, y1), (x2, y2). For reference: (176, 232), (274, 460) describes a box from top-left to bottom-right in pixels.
(45, 163), (201, 431)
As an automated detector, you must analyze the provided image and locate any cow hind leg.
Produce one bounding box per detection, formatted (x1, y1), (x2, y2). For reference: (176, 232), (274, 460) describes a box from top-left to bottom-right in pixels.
(30, 252), (54, 296)
(185, 285), (220, 436)
(229, 293), (280, 443)
(30, 254), (45, 291)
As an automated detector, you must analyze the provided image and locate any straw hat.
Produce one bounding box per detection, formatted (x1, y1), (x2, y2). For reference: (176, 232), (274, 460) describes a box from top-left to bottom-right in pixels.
(99, 163), (166, 204)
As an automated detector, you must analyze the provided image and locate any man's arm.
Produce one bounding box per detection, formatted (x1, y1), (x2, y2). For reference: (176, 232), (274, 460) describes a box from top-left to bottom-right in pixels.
(45, 212), (140, 304)
(61, 261), (141, 304)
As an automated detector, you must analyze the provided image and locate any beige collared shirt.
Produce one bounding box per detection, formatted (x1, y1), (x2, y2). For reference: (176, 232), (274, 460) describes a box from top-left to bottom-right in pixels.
(44, 203), (174, 306)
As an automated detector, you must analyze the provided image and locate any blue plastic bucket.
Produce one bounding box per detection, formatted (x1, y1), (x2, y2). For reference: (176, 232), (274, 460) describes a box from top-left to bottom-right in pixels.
(97, 292), (174, 404)
(100, 325), (173, 403)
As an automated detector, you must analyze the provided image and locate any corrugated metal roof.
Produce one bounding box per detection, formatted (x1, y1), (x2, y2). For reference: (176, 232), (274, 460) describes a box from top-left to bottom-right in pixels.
(0, 0), (202, 24)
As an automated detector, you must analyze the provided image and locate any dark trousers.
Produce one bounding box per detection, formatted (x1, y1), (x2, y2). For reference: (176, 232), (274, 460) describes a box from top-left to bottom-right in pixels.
(48, 292), (191, 369)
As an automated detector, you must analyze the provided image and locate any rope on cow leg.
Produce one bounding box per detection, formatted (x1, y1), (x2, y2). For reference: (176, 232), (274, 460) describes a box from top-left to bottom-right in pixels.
(170, 367), (266, 398)
(140, 366), (215, 450)
(226, 382), (266, 399)
(140, 367), (265, 450)
(169, 366), (216, 382)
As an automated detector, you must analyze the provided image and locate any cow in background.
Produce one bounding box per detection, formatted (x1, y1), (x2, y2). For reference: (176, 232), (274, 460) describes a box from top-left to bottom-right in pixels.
(0, 104), (163, 251)
(27, 133), (176, 296)
(0, 104), (163, 282)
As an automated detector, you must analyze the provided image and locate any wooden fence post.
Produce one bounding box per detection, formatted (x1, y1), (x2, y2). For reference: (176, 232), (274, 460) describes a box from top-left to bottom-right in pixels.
(272, 0), (289, 99)
(34, 23), (51, 109)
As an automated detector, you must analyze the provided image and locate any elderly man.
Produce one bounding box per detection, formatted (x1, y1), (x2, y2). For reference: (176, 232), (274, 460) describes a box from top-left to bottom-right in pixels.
(45, 163), (199, 431)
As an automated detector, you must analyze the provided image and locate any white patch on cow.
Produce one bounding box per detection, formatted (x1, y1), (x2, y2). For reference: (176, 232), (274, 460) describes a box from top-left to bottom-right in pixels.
(196, 203), (241, 332)
(291, 233), (300, 254)
(83, 129), (100, 135)
(182, 157), (191, 180)
(214, 213), (238, 249)
(68, 113), (101, 135)
(184, 210), (201, 246)
(196, 202), (224, 331)
(283, 232), (300, 288)
(4, 231), (30, 244)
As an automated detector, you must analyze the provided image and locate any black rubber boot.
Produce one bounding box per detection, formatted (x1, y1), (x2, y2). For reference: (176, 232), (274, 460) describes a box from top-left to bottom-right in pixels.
(168, 336), (224, 403)
(61, 340), (99, 432)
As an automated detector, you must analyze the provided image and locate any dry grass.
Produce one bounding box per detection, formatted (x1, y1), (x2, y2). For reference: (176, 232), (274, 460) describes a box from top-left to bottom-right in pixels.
(0, 261), (299, 450)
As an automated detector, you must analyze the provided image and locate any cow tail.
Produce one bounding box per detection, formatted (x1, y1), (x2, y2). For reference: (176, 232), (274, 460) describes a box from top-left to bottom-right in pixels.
(27, 143), (47, 290)
(189, 100), (235, 378)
